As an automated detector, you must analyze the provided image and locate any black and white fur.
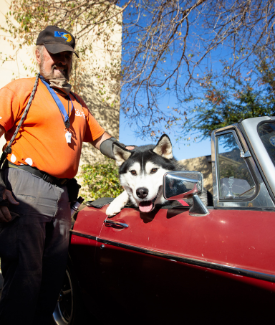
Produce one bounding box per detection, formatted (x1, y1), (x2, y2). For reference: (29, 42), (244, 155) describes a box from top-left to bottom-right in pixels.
(106, 134), (206, 217)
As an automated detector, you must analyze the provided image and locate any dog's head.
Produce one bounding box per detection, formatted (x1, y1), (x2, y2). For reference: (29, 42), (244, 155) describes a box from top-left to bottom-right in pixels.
(113, 134), (179, 213)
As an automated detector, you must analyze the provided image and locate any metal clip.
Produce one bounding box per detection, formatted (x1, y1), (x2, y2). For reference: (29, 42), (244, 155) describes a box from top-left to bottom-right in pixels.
(240, 150), (251, 158)
(42, 174), (48, 181)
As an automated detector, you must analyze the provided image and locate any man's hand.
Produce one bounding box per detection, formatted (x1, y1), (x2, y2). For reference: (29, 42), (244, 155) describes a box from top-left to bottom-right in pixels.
(92, 132), (136, 151)
(93, 132), (136, 159)
(0, 189), (19, 223)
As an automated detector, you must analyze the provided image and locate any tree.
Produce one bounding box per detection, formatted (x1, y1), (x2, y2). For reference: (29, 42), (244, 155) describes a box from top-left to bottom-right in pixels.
(182, 56), (275, 141)
(2, 0), (275, 139)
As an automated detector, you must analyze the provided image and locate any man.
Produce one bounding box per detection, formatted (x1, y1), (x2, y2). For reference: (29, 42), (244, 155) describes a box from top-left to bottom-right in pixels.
(0, 25), (130, 325)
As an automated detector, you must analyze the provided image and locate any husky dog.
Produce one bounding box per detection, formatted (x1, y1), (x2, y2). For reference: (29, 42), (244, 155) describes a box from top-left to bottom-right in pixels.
(106, 134), (207, 217)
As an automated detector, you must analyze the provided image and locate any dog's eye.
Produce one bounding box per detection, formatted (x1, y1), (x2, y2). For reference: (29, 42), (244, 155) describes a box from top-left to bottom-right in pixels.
(130, 170), (137, 176)
(150, 168), (158, 174)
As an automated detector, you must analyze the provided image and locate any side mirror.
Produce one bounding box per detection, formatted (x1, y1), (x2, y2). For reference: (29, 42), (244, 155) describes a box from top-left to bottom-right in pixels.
(163, 171), (209, 217)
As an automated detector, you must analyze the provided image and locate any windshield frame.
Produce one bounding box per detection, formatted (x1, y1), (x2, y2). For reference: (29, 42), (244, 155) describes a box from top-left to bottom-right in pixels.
(257, 121), (275, 168)
(241, 117), (275, 200)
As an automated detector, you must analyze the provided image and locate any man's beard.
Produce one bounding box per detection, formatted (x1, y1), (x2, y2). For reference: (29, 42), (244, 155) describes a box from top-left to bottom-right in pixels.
(39, 61), (70, 81)
(39, 59), (72, 94)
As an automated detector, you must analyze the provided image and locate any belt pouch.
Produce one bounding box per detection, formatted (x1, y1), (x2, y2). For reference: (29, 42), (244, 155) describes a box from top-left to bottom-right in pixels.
(66, 178), (81, 203)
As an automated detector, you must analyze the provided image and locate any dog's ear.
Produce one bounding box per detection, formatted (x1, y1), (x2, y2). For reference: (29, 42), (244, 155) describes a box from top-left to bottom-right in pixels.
(113, 143), (132, 166)
(153, 134), (173, 159)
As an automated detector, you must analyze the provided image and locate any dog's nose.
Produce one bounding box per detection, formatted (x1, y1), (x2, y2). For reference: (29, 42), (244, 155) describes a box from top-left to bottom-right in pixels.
(136, 187), (148, 199)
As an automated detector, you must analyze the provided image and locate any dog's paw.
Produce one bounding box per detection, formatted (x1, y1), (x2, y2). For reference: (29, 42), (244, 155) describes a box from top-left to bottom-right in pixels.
(106, 201), (123, 217)
(105, 191), (129, 217)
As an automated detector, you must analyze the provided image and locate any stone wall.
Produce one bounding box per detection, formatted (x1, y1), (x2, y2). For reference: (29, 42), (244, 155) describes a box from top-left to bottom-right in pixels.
(179, 155), (213, 194)
(74, 10), (122, 167)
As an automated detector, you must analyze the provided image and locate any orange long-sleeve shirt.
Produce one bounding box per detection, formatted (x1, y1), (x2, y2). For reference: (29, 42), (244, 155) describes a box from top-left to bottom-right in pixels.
(0, 77), (105, 178)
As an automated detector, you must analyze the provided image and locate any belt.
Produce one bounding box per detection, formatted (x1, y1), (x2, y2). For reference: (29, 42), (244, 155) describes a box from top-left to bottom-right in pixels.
(7, 162), (70, 187)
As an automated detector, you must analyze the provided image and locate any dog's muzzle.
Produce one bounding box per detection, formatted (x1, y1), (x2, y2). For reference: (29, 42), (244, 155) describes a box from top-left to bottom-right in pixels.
(138, 196), (158, 213)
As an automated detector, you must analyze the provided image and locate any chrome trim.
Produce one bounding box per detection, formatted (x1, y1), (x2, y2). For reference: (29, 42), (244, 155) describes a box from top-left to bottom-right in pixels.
(104, 220), (129, 228)
(163, 171), (209, 216)
(70, 230), (97, 241)
(240, 150), (251, 158)
(163, 171), (203, 200)
(211, 129), (218, 207)
(189, 194), (209, 216)
(212, 127), (247, 206)
(71, 230), (275, 284)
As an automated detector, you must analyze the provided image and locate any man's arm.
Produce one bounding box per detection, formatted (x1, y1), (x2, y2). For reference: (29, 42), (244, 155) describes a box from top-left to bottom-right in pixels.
(0, 125), (19, 222)
(91, 131), (113, 150)
(91, 131), (135, 159)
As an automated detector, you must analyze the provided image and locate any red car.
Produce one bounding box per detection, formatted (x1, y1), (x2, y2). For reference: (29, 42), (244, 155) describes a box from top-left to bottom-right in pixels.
(52, 116), (275, 325)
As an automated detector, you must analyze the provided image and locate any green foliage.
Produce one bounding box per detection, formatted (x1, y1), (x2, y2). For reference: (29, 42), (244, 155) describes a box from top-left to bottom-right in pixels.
(183, 58), (275, 140)
(81, 160), (123, 200)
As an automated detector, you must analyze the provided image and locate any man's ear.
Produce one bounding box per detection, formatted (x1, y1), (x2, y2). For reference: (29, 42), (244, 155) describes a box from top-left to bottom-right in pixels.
(153, 134), (173, 159)
(113, 143), (132, 166)
(35, 48), (42, 65)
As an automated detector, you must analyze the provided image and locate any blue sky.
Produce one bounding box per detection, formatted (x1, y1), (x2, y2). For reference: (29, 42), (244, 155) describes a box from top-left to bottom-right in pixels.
(117, 1), (261, 160)
(117, 1), (222, 160)
(119, 113), (211, 160)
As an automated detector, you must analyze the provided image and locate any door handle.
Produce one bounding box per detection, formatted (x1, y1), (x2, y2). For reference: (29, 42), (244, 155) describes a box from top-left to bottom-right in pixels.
(104, 220), (129, 228)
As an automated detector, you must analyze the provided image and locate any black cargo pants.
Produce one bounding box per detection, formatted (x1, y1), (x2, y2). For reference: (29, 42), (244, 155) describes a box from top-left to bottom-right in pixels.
(0, 167), (71, 325)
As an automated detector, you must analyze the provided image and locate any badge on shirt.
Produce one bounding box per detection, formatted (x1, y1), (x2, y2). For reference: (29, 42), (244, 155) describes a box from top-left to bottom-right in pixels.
(65, 131), (72, 143)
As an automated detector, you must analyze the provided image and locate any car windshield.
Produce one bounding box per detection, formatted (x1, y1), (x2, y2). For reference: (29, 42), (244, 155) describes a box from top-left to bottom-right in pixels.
(258, 122), (275, 167)
(217, 132), (256, 200)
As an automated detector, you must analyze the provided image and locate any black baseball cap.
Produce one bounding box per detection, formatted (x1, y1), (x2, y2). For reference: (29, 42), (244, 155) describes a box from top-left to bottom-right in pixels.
(36, 26), (78, 57)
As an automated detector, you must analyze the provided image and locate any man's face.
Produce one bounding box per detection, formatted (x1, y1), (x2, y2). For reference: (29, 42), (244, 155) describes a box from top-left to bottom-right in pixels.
(37, 47), (73, 80)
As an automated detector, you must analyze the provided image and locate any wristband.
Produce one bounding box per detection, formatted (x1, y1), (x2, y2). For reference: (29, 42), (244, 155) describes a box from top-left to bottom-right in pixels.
(100, 137), (126, 160)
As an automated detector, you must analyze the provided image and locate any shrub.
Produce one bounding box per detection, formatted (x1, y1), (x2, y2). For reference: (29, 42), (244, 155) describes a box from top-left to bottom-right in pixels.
(81, 160), (123, 200)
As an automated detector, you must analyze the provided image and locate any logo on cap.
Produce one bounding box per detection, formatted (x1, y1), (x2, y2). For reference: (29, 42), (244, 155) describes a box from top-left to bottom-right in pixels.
(54, 31), (72, 42)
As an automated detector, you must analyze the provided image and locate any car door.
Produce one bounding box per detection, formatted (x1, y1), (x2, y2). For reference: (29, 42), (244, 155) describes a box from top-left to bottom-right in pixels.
(69, 205), (107, 310)
(94, 129), (275, 325)
(94, 208), (275, 324)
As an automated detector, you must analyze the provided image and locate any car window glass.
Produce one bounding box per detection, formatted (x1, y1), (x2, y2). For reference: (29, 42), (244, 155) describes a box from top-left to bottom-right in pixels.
(217, 132), (256, 200)
(258, 122), (275, 167)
